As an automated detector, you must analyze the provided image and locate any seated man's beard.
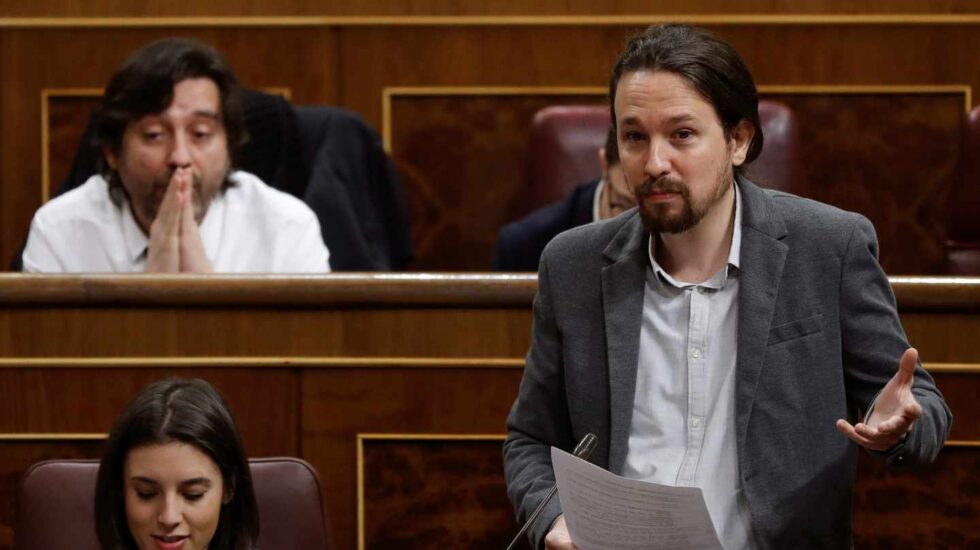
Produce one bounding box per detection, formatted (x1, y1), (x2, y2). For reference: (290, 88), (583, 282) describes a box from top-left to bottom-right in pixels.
(635, 168), (733, 235)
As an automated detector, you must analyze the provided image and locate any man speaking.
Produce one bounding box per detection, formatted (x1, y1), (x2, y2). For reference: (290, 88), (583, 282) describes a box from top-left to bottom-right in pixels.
(503, 24), (951, 549)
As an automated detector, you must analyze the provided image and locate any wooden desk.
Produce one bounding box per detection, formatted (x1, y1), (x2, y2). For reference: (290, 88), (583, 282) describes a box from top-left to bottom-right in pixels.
(0, 275), (976, 549)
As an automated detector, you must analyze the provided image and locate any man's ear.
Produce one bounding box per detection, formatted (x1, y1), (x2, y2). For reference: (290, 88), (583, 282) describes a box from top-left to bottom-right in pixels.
(103, 144), (118, 170)
(729, 119), (756, 167)
(598, 147), (609, 178)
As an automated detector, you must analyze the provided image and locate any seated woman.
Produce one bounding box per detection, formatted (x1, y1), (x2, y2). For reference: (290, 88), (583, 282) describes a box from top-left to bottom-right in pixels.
(94, 378), (259, 550)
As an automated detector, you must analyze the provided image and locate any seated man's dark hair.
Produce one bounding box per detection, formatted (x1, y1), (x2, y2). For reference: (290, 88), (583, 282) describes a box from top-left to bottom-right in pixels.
(94, 37), (246, 181)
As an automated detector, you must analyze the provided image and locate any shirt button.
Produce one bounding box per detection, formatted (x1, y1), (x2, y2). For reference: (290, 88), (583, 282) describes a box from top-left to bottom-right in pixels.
(697, 287), (708, 294)
(692, 417), (702, 427)
(691, 349), (701, 359)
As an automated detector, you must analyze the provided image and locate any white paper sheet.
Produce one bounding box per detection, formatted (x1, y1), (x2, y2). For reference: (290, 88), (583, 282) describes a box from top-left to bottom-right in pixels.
(551, 446), (722, 550)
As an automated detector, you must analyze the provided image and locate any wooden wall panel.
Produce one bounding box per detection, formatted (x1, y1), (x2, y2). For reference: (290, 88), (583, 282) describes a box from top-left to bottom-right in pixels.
(853, 448), (980, 549)
(390, 93), (603, 270)
(389, 91), (963, 272)
(900, 312), (980, 363)
(46, 95), (98, 201)
(0, 0), (976, 18)
(931, 373), (980, 441)
(4, 23), (980, 270)
(338, 25), (980, 142)
(302, 367), (524, 550)
(361, 438), (519, 549)
(764, 92), (962, 274)
(356, 442), (980, 550)
(0, 308), (531, 358)
(0, 277), (975, 549)
(0, 369), (299, 455)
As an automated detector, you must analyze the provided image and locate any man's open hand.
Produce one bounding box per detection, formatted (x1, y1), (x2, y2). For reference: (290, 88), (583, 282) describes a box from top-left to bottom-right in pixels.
(836, 347), (923, 451)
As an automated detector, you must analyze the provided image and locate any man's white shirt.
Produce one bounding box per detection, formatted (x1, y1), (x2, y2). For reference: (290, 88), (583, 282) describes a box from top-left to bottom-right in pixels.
(621, 184), (757, 549)
(22, 171), (330, 273)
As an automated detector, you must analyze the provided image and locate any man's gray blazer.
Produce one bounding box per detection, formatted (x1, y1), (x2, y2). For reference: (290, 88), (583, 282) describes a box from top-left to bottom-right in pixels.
(503, 177), (951, 549)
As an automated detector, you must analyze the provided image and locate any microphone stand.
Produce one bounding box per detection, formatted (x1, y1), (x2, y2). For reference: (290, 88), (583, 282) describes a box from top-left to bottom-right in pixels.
(505, 433), (597, 550)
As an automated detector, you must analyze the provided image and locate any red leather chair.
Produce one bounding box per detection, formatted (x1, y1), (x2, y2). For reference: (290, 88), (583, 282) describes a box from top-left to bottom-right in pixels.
(945, 106), (980, 274)
(522, 100), (804, 214)
(15, 457), (331, 550)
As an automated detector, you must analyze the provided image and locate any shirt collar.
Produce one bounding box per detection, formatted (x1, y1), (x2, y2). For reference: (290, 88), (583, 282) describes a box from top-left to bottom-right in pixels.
(591, 178), (606, 223)
(647, 181), (743, 289)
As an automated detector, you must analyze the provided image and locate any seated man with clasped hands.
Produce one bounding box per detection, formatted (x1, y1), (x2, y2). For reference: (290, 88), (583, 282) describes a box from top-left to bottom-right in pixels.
(23, 38), (330, 273)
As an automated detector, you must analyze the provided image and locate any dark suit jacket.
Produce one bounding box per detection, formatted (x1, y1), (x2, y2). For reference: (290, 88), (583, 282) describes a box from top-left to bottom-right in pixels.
(503, 177), (951, 549)
(494, 179), (599, 271)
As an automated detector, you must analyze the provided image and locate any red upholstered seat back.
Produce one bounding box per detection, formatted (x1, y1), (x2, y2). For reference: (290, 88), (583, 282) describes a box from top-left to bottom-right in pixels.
(15, 457), (330, 550)
(522, 100), (804, 214)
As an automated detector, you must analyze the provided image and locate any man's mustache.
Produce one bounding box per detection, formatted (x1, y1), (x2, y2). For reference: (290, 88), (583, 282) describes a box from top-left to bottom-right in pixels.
(636, 177), (687, 196)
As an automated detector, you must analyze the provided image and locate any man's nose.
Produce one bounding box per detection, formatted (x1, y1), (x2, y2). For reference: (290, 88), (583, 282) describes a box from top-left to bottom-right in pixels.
(644, 139), (671, 179)
(168, 132), (192, 167)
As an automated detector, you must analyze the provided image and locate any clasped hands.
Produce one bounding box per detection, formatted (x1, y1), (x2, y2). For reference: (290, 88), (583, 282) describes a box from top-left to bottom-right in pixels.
(145, 167), (214, 273)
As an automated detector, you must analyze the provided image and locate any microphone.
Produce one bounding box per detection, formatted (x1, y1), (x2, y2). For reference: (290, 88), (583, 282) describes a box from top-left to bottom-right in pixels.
(505, 433), (598, 550)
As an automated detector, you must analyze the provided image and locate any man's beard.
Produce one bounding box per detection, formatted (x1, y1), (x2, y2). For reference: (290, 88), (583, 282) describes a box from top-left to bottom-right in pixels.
(634, 162), (734, 235)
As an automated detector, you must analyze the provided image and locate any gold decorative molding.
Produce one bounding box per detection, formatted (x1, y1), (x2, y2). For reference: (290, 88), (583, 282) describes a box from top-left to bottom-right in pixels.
(4, 14), (980, 29)
(356, 432), (506, 550)
(946, 440), (980, 447)
(40, 87), (292, 203)
(925, 363), (980, 373)
(383, 84), (972, 151)
(0, 356), (525, 368)
(758, 84), (972, 113)
(358, 432), (506, 441)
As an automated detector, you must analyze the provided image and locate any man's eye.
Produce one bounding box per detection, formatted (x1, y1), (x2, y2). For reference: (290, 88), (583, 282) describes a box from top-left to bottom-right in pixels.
(674, 129), (694, 140)
(184, 492), (205, 502)
(143, 132), (163, 141)
(624, 131), (646, 143)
